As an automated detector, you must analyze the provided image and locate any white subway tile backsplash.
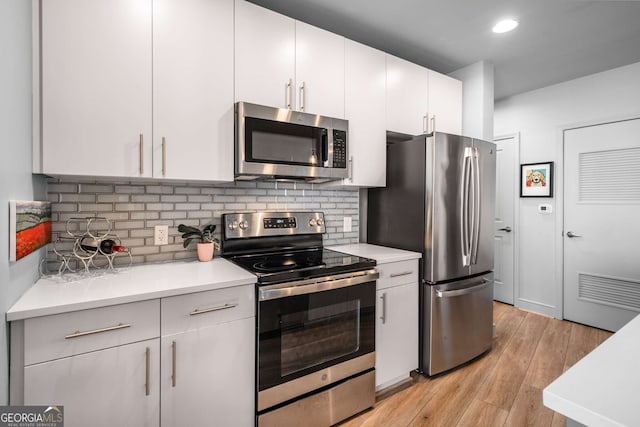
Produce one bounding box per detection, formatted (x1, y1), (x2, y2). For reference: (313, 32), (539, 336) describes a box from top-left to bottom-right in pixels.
(46, 179), (359, 268)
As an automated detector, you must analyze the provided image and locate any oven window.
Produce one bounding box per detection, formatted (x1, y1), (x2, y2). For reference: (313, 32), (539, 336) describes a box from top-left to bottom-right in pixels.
(281, 300), (360, 377)
(245, 117), (326, 166)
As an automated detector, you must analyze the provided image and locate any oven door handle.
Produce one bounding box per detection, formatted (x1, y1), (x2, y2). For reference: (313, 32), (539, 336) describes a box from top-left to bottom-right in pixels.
(258, 269), (379, 301)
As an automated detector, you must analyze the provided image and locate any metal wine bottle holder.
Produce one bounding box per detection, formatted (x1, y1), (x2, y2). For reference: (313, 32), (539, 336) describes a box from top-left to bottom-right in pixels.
(49, 216), (132, 275)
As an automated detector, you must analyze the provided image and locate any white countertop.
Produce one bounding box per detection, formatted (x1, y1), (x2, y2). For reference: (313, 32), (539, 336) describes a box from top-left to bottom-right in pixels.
(328, 243), (422, 264)
(543, 313), (640, 427)
(7, 258), (256, 321)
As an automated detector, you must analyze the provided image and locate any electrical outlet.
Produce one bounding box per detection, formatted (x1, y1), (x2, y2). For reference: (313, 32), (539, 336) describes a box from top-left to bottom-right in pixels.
(343, 217), (352, 233)
(154, 225), (169, 245)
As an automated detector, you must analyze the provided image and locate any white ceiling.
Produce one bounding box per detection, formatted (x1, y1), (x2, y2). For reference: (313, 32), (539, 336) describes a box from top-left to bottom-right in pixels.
(247, 0), (640, 100)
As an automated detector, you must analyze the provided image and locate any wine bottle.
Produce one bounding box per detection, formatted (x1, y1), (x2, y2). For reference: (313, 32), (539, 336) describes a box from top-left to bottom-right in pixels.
(80, 239), (125, 254)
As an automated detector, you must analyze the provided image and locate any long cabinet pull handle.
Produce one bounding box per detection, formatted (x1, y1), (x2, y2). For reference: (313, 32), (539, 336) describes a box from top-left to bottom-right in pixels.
(162, 137), (167, 177)
(300, 81), (306, 112)
(423, 114), (427, 133)
(64, 323), (131, 339)
(190, 303), (238, 316)
(430, 115), (436, 133)
(390, 271), (413, 278)
(286, 78), (293, 109)
(380, 293), (387, 324)
(171, 341), (176, 387)
(145, 347), (150, 396)
(139, 134), (144, 175)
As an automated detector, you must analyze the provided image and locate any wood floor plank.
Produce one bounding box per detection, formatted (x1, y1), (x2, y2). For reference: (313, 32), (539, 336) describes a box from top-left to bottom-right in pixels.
(477, 313), (549, 411)
(523, 318), (572, 389)
(503, 384), (554, 427)
(456, 399), (508, 427)
(492, 301), (511, 322)
(563, 322), (605, 371)
(550, 412), (566, 427)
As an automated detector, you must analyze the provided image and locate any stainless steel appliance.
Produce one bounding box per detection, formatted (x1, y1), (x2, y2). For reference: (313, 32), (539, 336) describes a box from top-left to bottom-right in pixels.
(367, 132), (496, 376)
(221, 212), (378, 426)
(235, 102), (348, 182)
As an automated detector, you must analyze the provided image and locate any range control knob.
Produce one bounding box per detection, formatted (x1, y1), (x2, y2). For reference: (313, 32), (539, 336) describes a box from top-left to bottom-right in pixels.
(239, 220), (249, 230)
(309, 219), (317, 226)
(316, 218), (324, 226)
(228, 220), (238, 230)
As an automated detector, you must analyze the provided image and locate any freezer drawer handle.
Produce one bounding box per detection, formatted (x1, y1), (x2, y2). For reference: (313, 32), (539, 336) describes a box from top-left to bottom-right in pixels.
(64, 323), (131, 339)
(190, 303), (238, 316)
(435, 279), (490, 298)
(389, 271), (413, 278)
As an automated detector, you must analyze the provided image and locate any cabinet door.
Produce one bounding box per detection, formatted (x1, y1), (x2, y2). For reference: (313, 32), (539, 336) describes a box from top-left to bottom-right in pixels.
(427, 70), (462, 135)
(385, 55), (428, 136)
(161, 317), (254, 427)
(234, 0), (295, 109)
(295, 22), (345, 118)
(153, 0), (234, 181)
(375, 283), (419, 390)
(344, 40), (386, 187)
(40, 0), (152, 178)
(24, 339), (160, 427)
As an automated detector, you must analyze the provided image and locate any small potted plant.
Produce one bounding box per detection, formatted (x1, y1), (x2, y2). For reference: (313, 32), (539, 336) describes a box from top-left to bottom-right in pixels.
(177, 223), (219, 262)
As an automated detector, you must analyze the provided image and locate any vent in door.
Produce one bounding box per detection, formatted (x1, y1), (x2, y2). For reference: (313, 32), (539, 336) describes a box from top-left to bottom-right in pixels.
(578, 273), (640, 312)
(579, 147), (640, 202)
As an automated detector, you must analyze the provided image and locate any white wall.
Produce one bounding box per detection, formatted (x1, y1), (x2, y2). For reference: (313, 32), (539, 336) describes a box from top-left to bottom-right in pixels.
(450, 60), (494, 141)
(494, 61), (640, 318)
(0, 0), (47, 403)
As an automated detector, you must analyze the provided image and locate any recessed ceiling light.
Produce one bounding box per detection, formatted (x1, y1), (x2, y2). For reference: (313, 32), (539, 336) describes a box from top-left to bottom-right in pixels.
(492, 19), (519, 34)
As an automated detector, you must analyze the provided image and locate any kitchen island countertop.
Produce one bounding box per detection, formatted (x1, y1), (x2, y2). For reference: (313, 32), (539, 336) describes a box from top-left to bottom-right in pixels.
(7, 258), (256, 321)
(543, 313), (640, 427)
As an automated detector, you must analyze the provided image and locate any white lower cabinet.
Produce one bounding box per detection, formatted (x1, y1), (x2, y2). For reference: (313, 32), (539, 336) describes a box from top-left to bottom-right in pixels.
(375, 260), (419, 390)
(25, 339), (160, 427)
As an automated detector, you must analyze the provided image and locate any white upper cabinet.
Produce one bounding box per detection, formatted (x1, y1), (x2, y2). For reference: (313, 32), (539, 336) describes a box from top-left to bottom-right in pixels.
(385, 54), (428, 136)
(427, 70), (462, 135)
(343, 40), (386, 187)
(39, 0), (234, 181)
(295, 22), (345, 118)
(40, 0), (153, 178)
(234, 0), (345, 118)
(153, 0), (234, 181)
(234, 0), (295, 110)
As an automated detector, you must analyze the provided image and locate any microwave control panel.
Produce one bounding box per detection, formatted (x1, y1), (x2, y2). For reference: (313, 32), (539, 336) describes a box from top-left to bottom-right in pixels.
(332, 130), (347, 168)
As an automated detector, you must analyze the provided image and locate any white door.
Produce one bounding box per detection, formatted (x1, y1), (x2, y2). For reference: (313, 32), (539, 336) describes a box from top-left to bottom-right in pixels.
(564, 118), (640, 332)
(25, 339), (160, 427)
(153, 0), (234, 181)
(493, 135), (518, 304)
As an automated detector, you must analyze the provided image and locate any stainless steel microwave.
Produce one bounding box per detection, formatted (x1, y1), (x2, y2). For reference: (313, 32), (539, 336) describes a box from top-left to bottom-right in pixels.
(235, 102), (348, 182)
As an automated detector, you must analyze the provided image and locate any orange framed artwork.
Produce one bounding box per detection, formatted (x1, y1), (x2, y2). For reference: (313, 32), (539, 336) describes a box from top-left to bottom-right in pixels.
(10, 200), (52, 262)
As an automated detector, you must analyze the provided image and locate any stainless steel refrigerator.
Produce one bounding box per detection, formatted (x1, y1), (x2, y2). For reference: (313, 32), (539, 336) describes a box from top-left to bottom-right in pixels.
(367, 132), (496, 376)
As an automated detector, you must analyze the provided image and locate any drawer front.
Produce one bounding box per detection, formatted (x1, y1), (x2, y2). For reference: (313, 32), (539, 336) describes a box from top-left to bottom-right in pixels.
(161, 285), (255, 335)
(24, 299), (159, 365)
(376, 260), (419, 290)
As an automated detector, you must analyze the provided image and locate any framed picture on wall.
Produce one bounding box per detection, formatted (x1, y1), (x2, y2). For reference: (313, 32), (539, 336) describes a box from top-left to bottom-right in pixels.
(520, 162), (554, 197)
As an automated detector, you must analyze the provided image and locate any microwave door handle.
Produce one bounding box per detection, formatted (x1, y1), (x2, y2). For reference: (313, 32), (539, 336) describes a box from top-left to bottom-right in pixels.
(322, 131), (329, 166)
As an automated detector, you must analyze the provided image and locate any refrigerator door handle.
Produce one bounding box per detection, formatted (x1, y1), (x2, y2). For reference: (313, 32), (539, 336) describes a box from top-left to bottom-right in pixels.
(471, 147), (481, 264)
(435, 278), (490, 298)
(460, 147), (473, 266)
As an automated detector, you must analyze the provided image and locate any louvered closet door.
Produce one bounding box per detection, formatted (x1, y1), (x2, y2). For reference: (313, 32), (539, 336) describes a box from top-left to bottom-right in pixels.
(564, 118), (640, 332)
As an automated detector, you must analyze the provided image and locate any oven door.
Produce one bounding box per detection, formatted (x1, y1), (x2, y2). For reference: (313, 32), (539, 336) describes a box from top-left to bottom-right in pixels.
(257, 271), (377, 412)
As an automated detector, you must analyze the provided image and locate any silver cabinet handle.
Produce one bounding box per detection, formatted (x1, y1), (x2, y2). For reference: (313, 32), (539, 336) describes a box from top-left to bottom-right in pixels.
(139, 134), (144, 175)
(286, 78), (293, 109)
(162, 136), (167, 177)
(380, 292), (387, 324)
(171, 340), (176, 387)
(190, 303), (238, 316)
(65, 323), (131, 339)
(390, 271), (413, 278)
(436, 279), (490, 298)
(430, 115), (436, 133)
(499, 226), (512, 232)
(300, 81), (306, 112)
(145, 346), (150, 396)
(423, 114), (428, 133)
(566, 231), (582, 238)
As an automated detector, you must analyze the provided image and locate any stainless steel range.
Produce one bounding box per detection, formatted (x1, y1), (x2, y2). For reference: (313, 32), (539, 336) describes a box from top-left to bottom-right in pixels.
(221, 212), (378, 427)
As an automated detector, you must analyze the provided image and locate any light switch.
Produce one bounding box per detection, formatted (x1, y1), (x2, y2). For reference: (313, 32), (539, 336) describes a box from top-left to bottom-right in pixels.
(343, 217), (352, 232)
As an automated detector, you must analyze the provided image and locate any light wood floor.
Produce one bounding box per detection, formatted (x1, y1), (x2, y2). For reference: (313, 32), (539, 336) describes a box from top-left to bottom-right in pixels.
(340, 302), (612, 427)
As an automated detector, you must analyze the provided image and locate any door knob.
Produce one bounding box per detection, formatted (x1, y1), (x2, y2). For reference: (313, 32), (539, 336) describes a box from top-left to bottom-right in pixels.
(566, 231), (582, 238)
(498, 226), (512, 232)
